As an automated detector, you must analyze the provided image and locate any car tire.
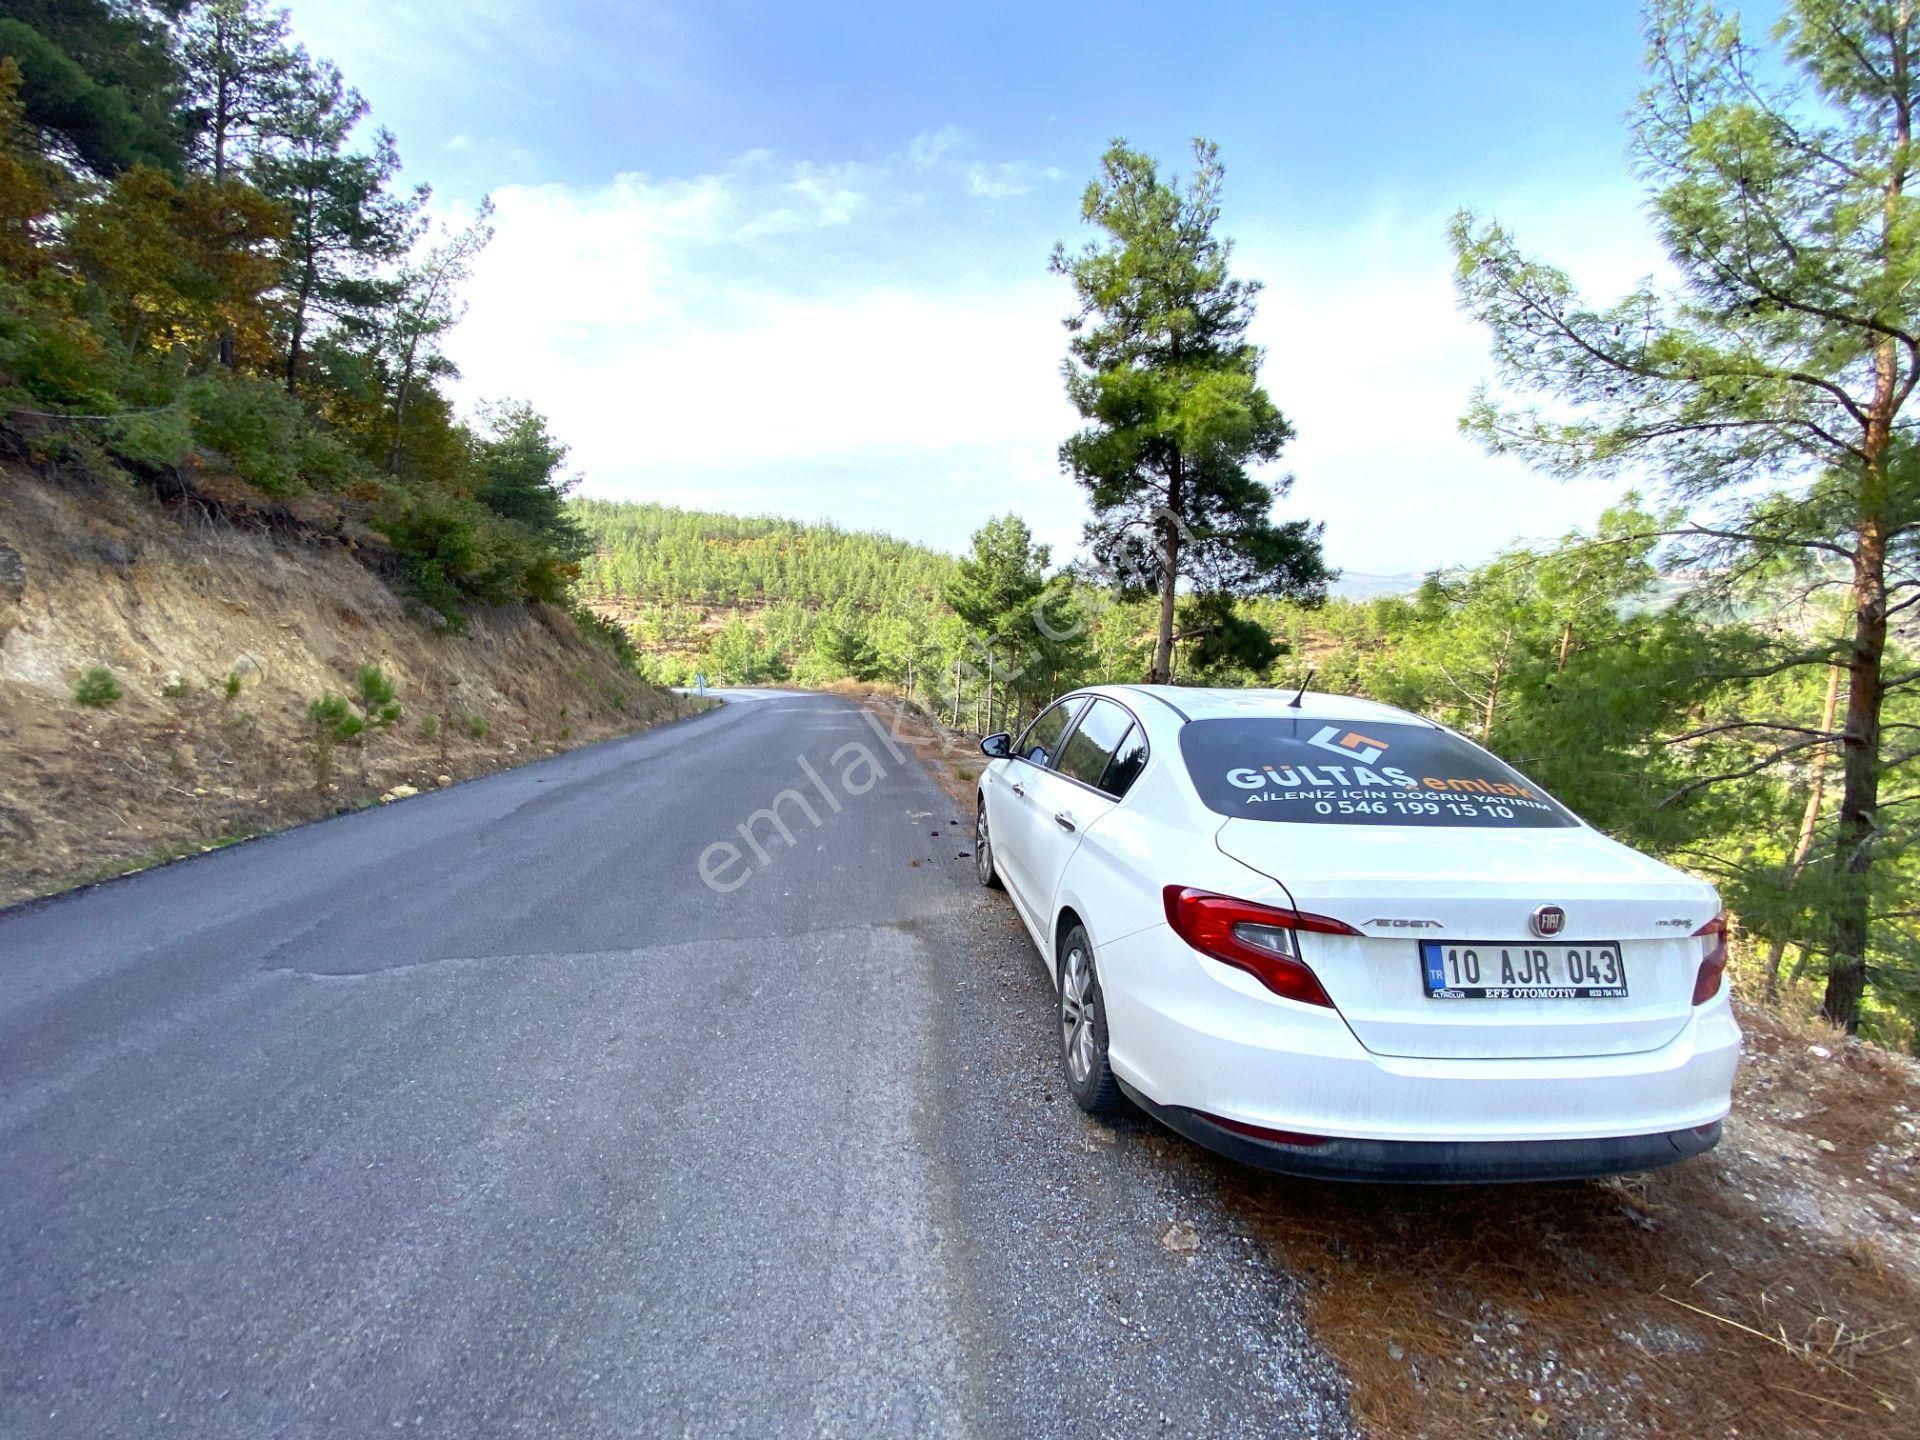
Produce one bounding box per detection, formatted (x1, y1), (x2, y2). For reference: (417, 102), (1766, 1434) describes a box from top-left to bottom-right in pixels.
(1058, 923), (1121, 1116)
(974, 795), (1002, 889)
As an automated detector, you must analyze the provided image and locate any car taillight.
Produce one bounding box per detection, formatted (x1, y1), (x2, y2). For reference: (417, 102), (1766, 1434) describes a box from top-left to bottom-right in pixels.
(1692, 913), (1728, 1005)
(1161, 886), (1357, 1007)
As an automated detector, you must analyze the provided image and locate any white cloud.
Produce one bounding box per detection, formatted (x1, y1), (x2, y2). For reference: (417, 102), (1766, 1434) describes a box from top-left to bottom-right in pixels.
(960, 159), (1067, 200)
(292, 0), (589, 100)
(737, 159), (874, 237)
(1242, 188), (1670, 573)
(445, 146), (1086, 556)
(442, 137), (1672, 574)
(906, 125), (965, 171)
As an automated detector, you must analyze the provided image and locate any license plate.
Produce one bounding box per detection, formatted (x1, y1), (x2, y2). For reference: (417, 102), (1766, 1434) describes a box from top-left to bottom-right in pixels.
(1420, 940), (1628, 1000)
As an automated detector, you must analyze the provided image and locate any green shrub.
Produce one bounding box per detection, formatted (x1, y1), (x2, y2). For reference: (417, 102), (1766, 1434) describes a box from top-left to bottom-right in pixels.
(0, 276), (124, 411)
(372, 492), (477, 629)
(409, 558), (470, 632)
(650, 653), (697, 688)
(293, 423), (359, 491)
(353, 662), (401, 726)
(74, 666), (122, 707)
(181, 375), (312, 497)
(371, 484), (593, 623)
(419, 713), (439, 741)
(222, 671), (243, 701)
(572, 605), (644, 674)
(461, 710), (488, 739)
(306, 693), (362, 793)
(307, 693), (364, 745)
(464, 513), (563, 605)
(516, 543), (573, 604)
(105, 404), (194, 472)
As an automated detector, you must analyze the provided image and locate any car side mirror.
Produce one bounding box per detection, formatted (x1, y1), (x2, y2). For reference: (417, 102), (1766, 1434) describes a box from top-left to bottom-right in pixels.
(980, 732), (1011, 759)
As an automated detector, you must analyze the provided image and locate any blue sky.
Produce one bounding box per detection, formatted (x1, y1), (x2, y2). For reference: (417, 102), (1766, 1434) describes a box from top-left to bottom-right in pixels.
(289, 0), (1698, 573)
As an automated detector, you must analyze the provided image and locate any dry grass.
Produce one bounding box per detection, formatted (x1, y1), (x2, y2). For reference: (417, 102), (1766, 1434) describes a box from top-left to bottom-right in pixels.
(1221, 1004), (1920, 1439)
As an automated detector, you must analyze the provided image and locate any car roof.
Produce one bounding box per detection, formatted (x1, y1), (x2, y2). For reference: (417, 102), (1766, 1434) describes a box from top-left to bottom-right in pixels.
(1084, 684), (1438, 728)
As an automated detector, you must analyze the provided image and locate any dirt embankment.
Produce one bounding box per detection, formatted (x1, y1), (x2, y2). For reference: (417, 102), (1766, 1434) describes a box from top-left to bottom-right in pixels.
(0, 465), (695, 908)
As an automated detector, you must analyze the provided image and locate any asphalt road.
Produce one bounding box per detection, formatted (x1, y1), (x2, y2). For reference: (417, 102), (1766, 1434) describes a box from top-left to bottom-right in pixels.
(0, 691), (1350, 1438)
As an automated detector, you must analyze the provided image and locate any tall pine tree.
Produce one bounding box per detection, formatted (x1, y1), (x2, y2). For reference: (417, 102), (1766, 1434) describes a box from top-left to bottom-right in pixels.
(1052, 138), (1331, 685)
(251, 60), (424, 396)
(179, 0), (300, 367)
(1453, 0), (1920, 1029)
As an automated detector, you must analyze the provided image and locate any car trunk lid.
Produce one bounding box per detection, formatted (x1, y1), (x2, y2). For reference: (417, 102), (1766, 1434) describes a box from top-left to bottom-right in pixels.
(1214, 819), (1714, 1060)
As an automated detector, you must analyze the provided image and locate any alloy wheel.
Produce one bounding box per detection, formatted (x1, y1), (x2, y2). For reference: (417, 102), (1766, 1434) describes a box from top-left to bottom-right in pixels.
(1060, 941), (1097, 1084)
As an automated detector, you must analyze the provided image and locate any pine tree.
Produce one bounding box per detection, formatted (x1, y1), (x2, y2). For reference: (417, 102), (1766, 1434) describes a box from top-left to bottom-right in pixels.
(385, 200), (493, 472)
(946, 514), (1049, 730)
(1452, 0), (1920, 1029)
(0, 0), (185, 176)
(1052, 138), (1332, 684)
(179, 0), (299, 183)
(179, 0), (301, 367)
(471, 400), (588, 560)
(251, 60), (424, 396)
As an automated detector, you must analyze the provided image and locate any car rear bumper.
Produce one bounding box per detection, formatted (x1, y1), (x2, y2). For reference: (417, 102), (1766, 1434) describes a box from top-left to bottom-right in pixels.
(1120, 1082), (1722, 1182)
(1097, 922), (1741, 1169)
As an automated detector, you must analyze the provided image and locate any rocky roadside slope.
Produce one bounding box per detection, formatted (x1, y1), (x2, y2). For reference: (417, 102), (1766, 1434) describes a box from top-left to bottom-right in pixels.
(0, 462), (693, 908)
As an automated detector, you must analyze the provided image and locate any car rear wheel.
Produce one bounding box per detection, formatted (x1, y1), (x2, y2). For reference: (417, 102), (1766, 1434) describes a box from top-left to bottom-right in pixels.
(1058, 923), (1120, 1115)
(974, 795), (1001, 889)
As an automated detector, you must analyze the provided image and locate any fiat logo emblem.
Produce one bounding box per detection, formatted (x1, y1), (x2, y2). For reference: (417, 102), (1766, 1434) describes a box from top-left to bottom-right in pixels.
(1531, 905), (1567, 938)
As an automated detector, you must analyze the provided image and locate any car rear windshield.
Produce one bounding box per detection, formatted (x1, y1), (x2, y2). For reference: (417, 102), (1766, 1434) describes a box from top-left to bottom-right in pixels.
(1178, 717), (1578, 828)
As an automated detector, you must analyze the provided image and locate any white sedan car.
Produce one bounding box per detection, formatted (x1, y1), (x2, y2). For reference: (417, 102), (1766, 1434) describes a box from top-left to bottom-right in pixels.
(973, 685), (1740, 1182)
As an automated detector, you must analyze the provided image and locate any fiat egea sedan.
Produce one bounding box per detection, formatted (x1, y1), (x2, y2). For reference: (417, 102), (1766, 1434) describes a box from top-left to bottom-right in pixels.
(972, 685), (1740, 1182)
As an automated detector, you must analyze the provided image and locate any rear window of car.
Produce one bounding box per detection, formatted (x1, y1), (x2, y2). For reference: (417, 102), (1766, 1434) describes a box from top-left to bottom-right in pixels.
(1178, 717), (1577, 828)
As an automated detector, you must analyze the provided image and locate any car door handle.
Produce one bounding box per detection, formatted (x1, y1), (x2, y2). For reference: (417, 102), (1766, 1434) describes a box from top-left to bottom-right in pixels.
(1010, 780), (1026, 797)
(1053, 811), (1076, 832)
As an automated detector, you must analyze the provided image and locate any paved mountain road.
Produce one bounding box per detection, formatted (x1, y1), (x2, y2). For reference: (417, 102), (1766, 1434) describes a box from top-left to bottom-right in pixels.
(0, 691), (1349, 1438)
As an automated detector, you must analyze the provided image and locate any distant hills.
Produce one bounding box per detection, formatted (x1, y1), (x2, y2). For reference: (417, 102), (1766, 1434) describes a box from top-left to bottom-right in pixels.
(1329, 571), (1423, 600)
